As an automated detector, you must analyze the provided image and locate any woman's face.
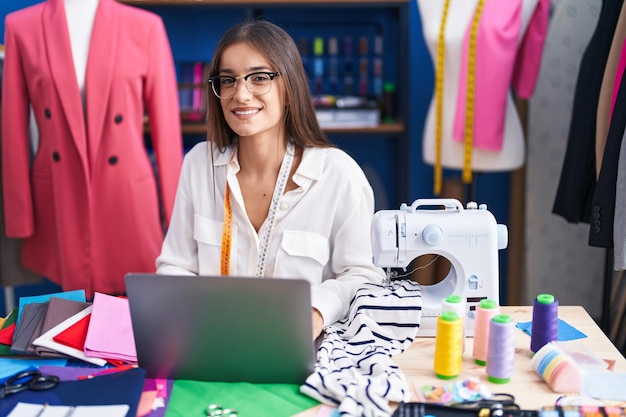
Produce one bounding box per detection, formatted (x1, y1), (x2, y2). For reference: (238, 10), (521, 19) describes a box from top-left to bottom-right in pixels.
(217, 42), (285, 140)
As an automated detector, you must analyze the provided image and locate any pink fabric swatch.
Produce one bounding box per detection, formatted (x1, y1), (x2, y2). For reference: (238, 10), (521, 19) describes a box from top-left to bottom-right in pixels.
(84, 292), (137, 363)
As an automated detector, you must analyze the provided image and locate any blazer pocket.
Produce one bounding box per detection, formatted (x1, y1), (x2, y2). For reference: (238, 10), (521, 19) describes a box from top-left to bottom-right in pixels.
(193, 214), (237, 275)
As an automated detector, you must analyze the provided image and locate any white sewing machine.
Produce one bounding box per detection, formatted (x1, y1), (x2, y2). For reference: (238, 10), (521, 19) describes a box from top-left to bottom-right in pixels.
(371, 198), (508, 337)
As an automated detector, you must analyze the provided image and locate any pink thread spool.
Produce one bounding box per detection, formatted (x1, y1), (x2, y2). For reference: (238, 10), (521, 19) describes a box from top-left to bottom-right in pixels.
(472, 298), (499, 366)
(486, 314), (516, 384)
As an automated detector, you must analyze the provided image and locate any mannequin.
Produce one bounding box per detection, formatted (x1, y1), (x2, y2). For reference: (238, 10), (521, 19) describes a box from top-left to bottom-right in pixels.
(417, 0), (549, 193)
(65, 0), (98, 106)
(1, 0), (183, 297)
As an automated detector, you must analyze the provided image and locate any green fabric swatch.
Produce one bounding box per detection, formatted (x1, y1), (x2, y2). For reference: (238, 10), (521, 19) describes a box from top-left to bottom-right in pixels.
(165, 380), (320, 417)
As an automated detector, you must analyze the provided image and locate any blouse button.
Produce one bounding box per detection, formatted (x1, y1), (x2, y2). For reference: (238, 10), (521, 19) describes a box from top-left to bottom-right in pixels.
(279, 203), (288, 210)
(114, 115), (123, 124)
(52, 151), (60, 162)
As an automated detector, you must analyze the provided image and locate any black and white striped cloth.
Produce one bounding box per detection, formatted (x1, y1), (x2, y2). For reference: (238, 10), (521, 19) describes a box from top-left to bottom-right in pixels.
(301, 280), (422, 416)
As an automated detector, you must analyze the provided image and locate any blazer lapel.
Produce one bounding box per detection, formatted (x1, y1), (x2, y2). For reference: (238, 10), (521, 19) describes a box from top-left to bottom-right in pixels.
(42, 0), (88, 171)
(85, 0), (118, 166)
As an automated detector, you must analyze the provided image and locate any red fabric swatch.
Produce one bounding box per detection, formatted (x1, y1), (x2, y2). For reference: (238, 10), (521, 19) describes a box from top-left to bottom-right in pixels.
(0, 323), (16, 345)
(52, 313), (91, 350)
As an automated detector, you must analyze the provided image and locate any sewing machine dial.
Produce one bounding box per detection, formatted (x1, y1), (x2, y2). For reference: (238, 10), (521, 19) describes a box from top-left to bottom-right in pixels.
(422, 224), (443, 246)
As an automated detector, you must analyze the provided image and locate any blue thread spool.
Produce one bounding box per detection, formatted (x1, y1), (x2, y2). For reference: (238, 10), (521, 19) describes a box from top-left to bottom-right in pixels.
(530, 294), (559, 353)
(486, 314), (516, 384)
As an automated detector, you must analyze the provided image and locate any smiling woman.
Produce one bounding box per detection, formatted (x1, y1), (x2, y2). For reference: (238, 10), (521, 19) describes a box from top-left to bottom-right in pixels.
(155, 19), (387, 342)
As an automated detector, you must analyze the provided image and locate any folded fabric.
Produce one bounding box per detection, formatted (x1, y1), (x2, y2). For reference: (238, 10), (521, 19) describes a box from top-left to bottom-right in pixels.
(165, 380), (318, 417)
(53, 314), (91, 351)
(301, 280), (422, 417)
(17, 290), (86, 325)
(0, 323), (16, 346)
(0, 309), (18, 355)
(0, 367), (146, 417)
(10, 302), (47, 355)
(0, 358), (68, 380)
(35, 297), (92, 358)
(32, 306), (107, 367)
(83, 293), (137, 363)
(516, 318), (588, 341)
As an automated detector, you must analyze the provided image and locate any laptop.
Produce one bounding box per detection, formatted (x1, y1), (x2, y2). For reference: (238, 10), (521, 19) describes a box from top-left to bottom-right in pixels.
(124, 273), (316, 384)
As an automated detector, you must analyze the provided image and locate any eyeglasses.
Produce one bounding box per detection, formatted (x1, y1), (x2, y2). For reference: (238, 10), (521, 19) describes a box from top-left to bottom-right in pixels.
(207, 71), (281, 99)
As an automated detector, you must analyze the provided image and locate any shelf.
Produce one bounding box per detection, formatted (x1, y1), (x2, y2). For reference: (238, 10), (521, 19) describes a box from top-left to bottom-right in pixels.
(173, 122), (404, 135)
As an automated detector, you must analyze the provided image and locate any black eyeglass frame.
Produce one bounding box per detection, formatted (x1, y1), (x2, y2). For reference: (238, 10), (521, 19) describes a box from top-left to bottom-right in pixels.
(207, 71), (281, 99)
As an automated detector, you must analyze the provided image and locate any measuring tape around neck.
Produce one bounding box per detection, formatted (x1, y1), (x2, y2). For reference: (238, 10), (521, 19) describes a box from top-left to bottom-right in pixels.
(220, 141), (295, 277)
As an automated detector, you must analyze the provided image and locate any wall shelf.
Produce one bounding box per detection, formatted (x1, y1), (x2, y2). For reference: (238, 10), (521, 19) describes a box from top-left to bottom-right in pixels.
(124, 0), (410, 207)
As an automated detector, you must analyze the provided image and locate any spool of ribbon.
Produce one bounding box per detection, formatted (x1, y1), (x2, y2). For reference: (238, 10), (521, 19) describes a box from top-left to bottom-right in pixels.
(530, 342), (583, 393)
(530, 294), (558, 353)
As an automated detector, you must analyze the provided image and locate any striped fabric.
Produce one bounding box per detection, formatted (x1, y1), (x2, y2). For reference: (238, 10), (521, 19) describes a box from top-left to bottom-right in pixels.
(301, 280), (422, 416)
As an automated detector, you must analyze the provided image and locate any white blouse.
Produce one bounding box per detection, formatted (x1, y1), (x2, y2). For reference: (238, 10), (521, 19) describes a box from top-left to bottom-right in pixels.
(156, 142), (386, 326)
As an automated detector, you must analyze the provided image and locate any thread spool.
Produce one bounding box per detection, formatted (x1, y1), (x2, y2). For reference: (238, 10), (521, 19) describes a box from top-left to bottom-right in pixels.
(486, 314), (516, 384)
(442, 294), (466, 353)
(472, 298), (499, 366)
(434, 311), (463, 379)
(530, 294), (559, 353)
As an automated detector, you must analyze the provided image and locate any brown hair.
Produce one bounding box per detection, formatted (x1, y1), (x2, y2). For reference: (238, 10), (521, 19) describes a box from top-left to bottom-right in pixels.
(204, 19), (332, 151)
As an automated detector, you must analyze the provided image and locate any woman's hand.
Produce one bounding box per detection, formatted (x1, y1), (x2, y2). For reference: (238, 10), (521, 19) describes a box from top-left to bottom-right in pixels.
(312, 308), (324, 340)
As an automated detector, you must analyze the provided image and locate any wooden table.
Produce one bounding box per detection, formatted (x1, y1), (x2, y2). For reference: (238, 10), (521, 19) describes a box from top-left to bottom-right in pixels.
(295, 305), (626, 416)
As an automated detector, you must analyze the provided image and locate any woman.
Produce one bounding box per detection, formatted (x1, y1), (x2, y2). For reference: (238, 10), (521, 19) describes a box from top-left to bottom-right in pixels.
(155, 19), (386, 339)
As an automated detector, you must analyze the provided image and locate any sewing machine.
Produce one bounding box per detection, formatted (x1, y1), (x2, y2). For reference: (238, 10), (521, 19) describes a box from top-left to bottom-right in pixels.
(371, 199), (508, 337)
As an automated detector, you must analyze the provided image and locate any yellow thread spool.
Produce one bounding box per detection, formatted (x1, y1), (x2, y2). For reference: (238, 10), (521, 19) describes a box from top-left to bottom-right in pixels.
(434, 311), (463, 379)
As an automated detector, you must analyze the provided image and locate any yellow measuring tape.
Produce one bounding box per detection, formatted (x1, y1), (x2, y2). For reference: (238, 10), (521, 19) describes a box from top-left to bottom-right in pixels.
(220, 184), (233, 276)
(462, 0), (485, 185)
(434, 0), (450, 196)
(434, 0), (485, 193)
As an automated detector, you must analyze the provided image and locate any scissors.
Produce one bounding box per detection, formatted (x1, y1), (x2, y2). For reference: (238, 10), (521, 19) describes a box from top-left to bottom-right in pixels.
(454, 393), (520, 416)
(0, 370), (60, 398)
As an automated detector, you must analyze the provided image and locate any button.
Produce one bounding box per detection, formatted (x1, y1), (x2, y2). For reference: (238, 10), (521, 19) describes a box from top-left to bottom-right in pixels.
(114, 115), (123, 124)
(108, 156), (119, 165)
(52, 151), (60, 162)
(594, 226), (601, 234)
(279, 203), (288, 210)
(44, 109), (51, 119)
(593, 205), (600, 213)
(592, 212), (600, 220)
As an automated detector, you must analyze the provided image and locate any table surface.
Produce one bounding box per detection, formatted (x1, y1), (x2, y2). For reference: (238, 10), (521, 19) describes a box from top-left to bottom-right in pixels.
(294, 305), (626, 416)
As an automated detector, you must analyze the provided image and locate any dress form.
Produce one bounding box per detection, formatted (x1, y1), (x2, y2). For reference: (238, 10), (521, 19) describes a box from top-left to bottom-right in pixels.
(417, 0), (539, 175)
(64, 0), (98, 106)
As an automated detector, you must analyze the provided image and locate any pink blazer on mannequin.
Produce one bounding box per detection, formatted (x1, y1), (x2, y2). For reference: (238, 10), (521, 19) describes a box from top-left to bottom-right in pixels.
(1, 0), (183, 296)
